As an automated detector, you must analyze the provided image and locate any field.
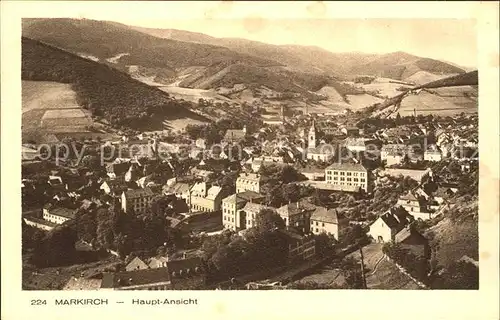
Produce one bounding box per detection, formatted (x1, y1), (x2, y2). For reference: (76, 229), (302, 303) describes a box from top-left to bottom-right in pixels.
(23, 80), (94, 135)
(404, 71), (460, 86)
(347, 77), (414, 97)
(22, 81), (79, 113)
(158, 86), (231, 104)
(346, 94), (384, 110)
(395, 91), (477, 117)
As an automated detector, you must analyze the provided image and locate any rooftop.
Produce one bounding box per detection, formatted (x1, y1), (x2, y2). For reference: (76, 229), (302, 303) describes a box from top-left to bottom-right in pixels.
(47, 207), (77, 220)
(310, 207), (343, 224)
(326, 163), (367, 172)
(277, 201), (316, 217)
(223, 191), (265, 204)
(123, 187), (155, 199)
(241, 202), (269, 213)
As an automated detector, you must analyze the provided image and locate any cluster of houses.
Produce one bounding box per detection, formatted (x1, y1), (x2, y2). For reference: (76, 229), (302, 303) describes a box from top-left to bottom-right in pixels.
(22, 110), (477, 290)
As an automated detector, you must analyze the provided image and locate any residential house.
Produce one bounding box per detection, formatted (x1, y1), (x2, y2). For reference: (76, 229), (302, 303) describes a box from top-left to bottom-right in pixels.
(367, 207), (414, 243)
(42, 205), (76, 224)
(189, 182), (223, 213)
(394, 225), (430, 259)
(222, 191), (265, 231)
(236, 172), (262, 193)
(277, 201), (316, 234)
(121, 187), (155, 214)
(310, 207), (347, 241)
(325, 163), (370, 193)
(125, 257), (150, 271)
(277, 230), (316, 263)
(238, 202), (270, 229)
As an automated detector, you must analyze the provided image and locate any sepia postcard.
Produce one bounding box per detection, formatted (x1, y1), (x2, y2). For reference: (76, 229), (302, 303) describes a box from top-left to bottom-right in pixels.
(1, 1), (499, 320)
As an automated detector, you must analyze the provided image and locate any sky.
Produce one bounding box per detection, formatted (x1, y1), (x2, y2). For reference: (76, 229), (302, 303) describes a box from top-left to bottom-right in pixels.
(17, 1), (478, 68)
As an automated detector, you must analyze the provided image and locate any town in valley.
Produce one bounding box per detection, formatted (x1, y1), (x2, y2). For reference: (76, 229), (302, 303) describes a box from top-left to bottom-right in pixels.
(21, 18), (479, 291)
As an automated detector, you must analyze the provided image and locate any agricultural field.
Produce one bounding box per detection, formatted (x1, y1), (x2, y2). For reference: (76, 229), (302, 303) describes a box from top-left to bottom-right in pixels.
(404, 71), (460, 86)
(22, 81), (95, 136)
(346, 93), (384, 110)
(22, 81), (79, 113)
(395, 91), (477, 117)
(158, 86), (231, 104)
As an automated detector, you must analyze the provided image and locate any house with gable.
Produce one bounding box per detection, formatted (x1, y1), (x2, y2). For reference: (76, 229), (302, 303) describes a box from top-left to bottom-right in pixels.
(367, 207), (414, 243)
(310, 207), (348, 241)
(277, 201), (316, 234)
(125, 257), (150, 271)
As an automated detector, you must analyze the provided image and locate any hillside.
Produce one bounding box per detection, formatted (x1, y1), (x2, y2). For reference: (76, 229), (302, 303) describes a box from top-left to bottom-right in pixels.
(22, 19), (278, 70)
(23, 19), (339, 95)
(350, 52), (465, 80)
(132, 26), (379, 76)
(22, 37), (208, 131)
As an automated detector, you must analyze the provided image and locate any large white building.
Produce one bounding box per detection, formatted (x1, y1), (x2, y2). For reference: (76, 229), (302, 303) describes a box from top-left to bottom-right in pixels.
(325, 163), (370, 192)
(121, 188), (155, 214)
(236, 172), (262, 193)
(189, 182), (223, 213)
(222, 191), (266, 230)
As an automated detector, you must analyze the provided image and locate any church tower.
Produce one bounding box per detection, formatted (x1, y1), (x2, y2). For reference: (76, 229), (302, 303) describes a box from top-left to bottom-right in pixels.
(308, 120), (317, 149)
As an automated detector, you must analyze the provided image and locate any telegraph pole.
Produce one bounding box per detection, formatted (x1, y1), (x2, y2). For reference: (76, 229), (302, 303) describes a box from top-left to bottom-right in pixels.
(359, 247), (367, 289)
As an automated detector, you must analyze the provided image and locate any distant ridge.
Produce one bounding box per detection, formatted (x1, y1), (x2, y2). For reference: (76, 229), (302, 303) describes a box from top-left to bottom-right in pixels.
(22, 36), (209, 130)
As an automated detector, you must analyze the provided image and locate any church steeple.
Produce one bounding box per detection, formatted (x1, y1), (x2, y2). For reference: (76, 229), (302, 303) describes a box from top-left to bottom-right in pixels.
(308, 120), (317, 149)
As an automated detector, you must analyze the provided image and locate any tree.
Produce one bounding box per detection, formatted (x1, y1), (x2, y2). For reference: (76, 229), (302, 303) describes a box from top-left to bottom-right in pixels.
(30, 222), (78, 267)
(340, 224), (367, 247)
(254, 209), (285, 233)
(282, 183), (301, 204)
(340, 256), (365, 289)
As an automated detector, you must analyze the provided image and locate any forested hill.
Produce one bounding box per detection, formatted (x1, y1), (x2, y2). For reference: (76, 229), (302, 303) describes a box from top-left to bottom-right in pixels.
(22, 37), (208, 129)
